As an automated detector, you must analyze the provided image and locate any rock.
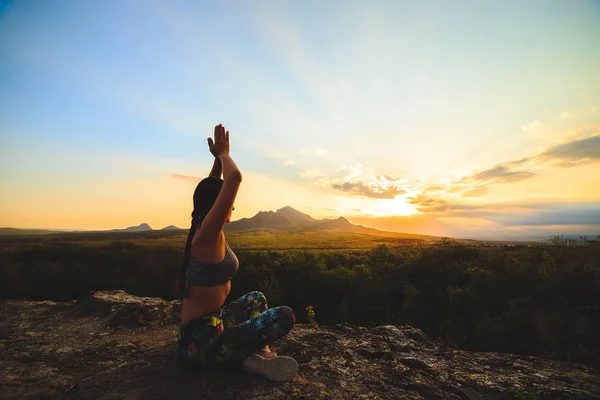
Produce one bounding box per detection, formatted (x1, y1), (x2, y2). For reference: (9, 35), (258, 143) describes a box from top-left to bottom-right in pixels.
(75, 290), (180, 328)
(1, 291), (599, 400)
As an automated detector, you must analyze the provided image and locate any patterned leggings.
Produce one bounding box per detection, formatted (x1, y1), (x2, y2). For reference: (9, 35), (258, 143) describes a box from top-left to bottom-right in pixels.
(178, 291), (295, 370)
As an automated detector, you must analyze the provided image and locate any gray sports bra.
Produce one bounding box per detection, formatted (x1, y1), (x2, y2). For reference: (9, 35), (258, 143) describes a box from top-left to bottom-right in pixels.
(186, 241), (239, 287)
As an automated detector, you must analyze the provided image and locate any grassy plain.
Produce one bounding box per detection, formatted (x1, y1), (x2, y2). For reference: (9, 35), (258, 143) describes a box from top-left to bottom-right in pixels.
(0, 228), (480, 253)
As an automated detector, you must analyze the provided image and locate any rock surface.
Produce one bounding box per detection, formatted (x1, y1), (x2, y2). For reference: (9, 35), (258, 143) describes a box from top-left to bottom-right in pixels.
(75, 290), (180, 328)
(0, 291), (598, 400)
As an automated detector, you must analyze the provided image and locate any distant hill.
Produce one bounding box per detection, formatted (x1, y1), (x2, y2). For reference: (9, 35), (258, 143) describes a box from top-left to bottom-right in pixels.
(126, 223), (152, 232)
(111, 223), (153, 232)
(161, 225), (181, 231)
(0, 228), (62, 236)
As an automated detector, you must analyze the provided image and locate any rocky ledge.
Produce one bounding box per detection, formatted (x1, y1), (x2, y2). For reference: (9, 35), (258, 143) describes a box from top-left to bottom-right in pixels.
(0, 290), (598, 400)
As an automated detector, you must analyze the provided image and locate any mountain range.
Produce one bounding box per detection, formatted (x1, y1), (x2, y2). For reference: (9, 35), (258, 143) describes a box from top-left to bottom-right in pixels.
(106, 206), (395, 235)
(0, 206), (431, 238)
(109, 206), (390, 235)
(224, 206), (393, 235)
(0, 224), (181, 235)
(108, 223), (181, 232)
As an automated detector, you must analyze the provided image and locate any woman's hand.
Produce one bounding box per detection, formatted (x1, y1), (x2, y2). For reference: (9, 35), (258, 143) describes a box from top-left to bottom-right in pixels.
(207, 124), (230, 157)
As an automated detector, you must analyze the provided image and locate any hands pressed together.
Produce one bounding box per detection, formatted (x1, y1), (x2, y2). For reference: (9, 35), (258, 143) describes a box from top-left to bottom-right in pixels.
(208, 124), (230, 157)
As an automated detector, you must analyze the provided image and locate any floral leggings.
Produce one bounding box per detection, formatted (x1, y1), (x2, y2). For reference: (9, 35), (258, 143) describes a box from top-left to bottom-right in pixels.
(178, 291), (296, 370)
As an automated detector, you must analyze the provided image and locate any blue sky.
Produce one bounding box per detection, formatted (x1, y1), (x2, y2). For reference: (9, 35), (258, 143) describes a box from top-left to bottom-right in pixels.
(1, 0), (599, 239)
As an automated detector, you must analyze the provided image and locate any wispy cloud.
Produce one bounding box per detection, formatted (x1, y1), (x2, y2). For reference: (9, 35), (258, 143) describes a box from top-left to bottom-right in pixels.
(461, 187), (488, 197)
(424, 184), (447, 193)
(282, 160), (296, 166)
(502, 205), (600, 226)
(169, 173), (201, 182)
(531, 134), (600, 167)
(522, 120), (542, 132)
(466, 165), (536, 184)
(407, 195), (600, 228)
(456, 131), (600, 190)
(560, 112), (571, 119)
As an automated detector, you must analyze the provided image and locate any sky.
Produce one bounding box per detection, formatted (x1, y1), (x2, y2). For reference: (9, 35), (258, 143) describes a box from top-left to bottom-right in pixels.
(1, 0), (600, 240)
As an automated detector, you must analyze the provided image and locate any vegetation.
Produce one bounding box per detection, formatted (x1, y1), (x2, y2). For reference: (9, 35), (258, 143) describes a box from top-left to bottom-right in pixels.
(0, 231), (598, 367)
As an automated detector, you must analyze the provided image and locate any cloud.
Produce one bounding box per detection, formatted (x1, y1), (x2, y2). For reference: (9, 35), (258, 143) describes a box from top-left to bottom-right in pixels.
(467, 165), (536, 184)
(383, 174), (403, 181)
(330, 180), (406, 199)
(424, 184), (447, 192)
(348, 202), (600, 240)
(560, 112), (571, 119)
(502, 207), (600, 227)
(169, 173), (201, 182)
(455, 132), (600, 189)
(319, 165), (410, 199)
(407, 194), (552, 219)
(461, 187), (488, 197)
(505, 157), (531, 167)
(409, 194), (600, 228)
(404, 197), (442, 213)
(532, 135), (600, 168)
(521, 120), (542, 132)
(282, 160), (296, 166)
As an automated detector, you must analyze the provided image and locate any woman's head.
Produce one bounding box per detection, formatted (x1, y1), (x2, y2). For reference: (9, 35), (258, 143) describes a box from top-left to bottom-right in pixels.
(192, 177), (224, 220)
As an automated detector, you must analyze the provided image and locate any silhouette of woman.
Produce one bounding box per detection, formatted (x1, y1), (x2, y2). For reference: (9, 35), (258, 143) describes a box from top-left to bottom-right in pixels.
(176, 124), (298, 381)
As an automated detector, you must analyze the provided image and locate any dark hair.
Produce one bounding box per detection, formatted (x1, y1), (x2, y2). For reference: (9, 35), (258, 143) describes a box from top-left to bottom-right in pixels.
(176, 177), (224, 298)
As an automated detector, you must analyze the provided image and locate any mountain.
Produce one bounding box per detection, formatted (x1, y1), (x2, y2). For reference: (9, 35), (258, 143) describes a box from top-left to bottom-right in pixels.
(125, 223), (152, 231)
(161, 225), (181, 231)
(226, 211), (293, 231)
(111, 223), (153, 232)
(275, 206), (318, 226)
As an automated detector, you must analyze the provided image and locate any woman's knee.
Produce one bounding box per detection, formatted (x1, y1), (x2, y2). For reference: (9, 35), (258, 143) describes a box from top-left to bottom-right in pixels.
(246, 291), (267, 303)
(276, 306), (296, 333)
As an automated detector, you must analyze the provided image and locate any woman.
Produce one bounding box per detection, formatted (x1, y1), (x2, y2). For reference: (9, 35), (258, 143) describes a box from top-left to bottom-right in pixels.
(177, 124), (298, 382)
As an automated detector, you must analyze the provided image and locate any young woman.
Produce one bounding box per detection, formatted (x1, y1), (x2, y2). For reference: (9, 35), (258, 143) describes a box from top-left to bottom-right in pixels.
(176, 124), (298, 382)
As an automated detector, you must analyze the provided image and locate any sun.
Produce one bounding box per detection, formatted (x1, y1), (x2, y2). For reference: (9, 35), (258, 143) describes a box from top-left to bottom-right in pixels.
(369, 197), (419, 217)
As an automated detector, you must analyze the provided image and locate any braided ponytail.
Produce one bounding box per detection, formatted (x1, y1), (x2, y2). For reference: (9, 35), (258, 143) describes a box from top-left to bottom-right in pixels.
(176, 213), (202, 298)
